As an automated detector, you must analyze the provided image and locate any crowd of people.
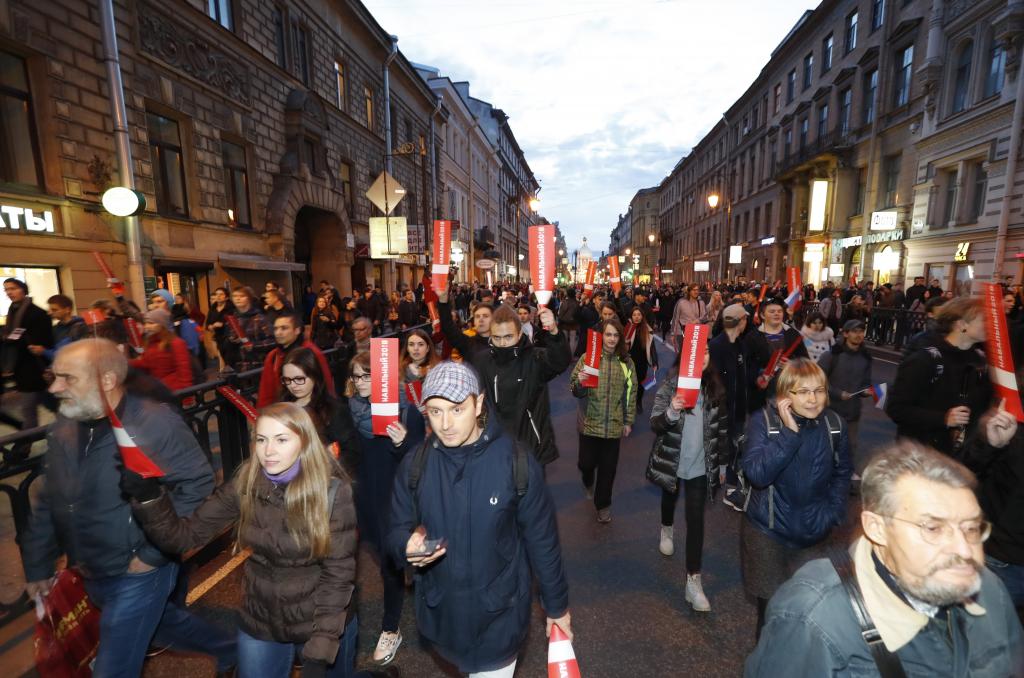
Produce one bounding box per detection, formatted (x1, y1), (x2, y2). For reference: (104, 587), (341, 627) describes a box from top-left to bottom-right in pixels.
(9, 270), (1024, 677)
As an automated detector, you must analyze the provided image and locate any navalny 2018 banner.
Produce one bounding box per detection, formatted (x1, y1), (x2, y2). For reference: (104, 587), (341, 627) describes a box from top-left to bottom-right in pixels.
(608, 257), (621, 294)
(580, 329), (602, 388)
(583, 261), (597, 296)
(676, 324), (709, 409)
(431, 220), (452, 296)
(530, 224), (556, 308)
(371, 338), (400, 435)
(983, 283), (1024, 421)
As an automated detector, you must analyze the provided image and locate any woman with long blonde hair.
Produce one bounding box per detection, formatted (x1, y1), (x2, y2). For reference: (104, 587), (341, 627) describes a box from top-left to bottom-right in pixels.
(119, 403), (358, 678)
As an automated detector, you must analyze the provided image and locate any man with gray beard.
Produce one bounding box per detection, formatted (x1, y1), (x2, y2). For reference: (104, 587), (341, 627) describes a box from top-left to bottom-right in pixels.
(746, 440), (1023, 677)
(20, 339), (236, 677)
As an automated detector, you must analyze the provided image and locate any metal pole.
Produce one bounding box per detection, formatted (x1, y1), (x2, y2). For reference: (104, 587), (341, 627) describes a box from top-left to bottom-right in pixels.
(382, 36), (398, 290)
(993, 46), (1024, 282)
(99, 0), (145, 308)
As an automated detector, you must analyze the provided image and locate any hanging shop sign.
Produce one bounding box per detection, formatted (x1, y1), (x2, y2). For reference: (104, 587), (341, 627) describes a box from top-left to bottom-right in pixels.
(870, 210), (899, 231)
(0, 204), (55, 232)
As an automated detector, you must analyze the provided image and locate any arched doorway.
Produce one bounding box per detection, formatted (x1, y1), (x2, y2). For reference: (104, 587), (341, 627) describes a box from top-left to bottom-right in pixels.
(294, 206), (352, 308)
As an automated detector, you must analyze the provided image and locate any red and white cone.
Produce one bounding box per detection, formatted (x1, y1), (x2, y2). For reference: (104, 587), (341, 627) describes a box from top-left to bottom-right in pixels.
(547, 624), (581, 678)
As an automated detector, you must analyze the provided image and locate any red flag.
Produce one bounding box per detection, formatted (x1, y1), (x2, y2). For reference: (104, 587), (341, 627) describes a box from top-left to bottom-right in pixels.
(608, 257), (621, 294)
(431, 220), (452, 296)
(785, 267), (802, 312)
(216, 386), (258, 422)
(124, 318), (144, 352)
(983, 283), (1024, 421)
(103, 392), (165, 478)
(92, 250), (126, 296)
(763, 335), (806, 379)
(676, 324), (709, 408)
(583, 261), (597, 298)
(547, 623), (582, 678)
(82, 309), (106, 326)
(225, 314), (249, 345)
(580, 329), (602, 388)
(371, 338), (399, 435)
(752, 284), (768, 325)
(529, 224), (556, 308)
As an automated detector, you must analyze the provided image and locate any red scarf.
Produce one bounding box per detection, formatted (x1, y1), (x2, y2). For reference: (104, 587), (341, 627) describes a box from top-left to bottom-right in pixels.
(625, 321), (638, 346)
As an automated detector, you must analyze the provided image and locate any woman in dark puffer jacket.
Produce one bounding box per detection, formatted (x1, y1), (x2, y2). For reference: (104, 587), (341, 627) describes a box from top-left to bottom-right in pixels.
(647, 350), (727, 612)
(120, 403), (357, 678)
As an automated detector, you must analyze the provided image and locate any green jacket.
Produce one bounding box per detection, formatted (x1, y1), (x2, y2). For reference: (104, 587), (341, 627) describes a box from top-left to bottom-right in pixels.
(570, 352), (637, 438)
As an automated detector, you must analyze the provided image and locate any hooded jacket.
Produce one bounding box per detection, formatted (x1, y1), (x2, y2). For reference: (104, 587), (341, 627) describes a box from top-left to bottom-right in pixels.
(386, 412), (569, 673)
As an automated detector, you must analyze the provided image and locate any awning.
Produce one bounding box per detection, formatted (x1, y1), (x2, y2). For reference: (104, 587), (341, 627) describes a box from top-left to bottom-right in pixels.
(153, 257), (215, 271)
(219, 254), (307, 272)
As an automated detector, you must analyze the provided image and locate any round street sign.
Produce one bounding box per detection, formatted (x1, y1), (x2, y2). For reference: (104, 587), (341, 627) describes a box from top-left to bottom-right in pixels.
(476, 259), (496, 270)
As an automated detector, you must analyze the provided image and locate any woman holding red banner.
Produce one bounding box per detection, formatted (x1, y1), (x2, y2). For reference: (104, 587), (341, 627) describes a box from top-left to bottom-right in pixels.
(569, 318), (638, 523)
(646, 350), (727, 612)
(344, 351), (425, 666)
(626, 306), (658, 412)
(119, 402), (359, 678)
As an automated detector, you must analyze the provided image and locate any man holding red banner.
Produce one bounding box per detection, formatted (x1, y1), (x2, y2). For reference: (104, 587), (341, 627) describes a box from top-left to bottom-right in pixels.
(21, 339), (237, 677)
(745, 298), (808, 414)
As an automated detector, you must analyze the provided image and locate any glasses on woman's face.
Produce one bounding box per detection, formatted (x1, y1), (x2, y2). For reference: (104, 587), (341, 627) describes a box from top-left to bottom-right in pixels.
(882, 514), (992, 546)
(789, 387), (827, 398)
(351, 373), (372, 383)
(280, 376), (308, 386)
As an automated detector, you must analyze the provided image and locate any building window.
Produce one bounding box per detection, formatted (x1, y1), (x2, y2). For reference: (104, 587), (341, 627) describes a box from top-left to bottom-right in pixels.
(871, 0), (884, 31)
(845, 11), (858, 54)
(822, 34), (833, 73)
(0, 51), (43, 188)
(147, 111), (189, 218)
(970, 163), (987, 221)
(883, 154), (900, 207)
(272, 6), (287, 69)
(363, 86), (374, 129)
(773, 83), (781, 113)
(817, 104), (829, 138)
(292, 21), (310, 86)
(853, 169), (866, 215)
(207, 0), (232, 30)
(334, 61), (345, 110)
(803, 53), (814, 90)
(942, 169), (958, 225)
(787, 69), (796, 103)
(952, 42), (973, 113)
(894, 45), (913, 107)
(863, 69), (878, 124)
(799, 117), (809, 149)
(222, 140), (250, 229)
(784, 128), (793, 157)
(839, 87), (852, 135)
(984, 41), (1006, 98)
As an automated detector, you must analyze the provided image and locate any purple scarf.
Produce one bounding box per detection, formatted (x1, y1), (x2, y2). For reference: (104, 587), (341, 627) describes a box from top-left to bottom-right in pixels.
(263, 458), (301, 486)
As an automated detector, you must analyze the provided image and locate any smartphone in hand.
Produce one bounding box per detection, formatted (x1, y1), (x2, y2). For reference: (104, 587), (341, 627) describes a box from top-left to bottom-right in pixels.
(409, 537), (447, 558)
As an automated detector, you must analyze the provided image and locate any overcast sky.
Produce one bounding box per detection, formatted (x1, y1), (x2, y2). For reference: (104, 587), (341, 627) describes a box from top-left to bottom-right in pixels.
(368, 0), (815, 254)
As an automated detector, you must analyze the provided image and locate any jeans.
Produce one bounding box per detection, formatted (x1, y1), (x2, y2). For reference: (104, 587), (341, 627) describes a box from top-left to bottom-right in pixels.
(660, 476), (708, 573)
(84, 561), (237, 678)
(237, 615), (358, 678)
(986, 555), (1024, 606)
(468, 659), (517, 677)
(578, 434), (621, 510)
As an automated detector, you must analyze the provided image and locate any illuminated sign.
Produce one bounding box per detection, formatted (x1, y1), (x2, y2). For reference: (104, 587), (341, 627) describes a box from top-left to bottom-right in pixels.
(808, 180), (829, 231)
(761, 236), (776, 246)
(694, 261), (710, 272)
(0, 204), (55, 232)
(954, 242), (970, 262)
(729, 245), (743, 264)
(369, 217), (408, 259)
(870, 210), (899, 231)
(833, 229), (904, 250)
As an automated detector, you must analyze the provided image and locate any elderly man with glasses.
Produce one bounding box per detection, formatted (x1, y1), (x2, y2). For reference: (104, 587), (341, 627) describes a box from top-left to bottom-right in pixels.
(746, 437), (1023, 677)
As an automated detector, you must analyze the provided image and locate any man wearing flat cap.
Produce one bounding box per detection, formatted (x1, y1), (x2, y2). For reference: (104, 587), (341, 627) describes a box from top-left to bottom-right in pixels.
(387, 361), (571, 678)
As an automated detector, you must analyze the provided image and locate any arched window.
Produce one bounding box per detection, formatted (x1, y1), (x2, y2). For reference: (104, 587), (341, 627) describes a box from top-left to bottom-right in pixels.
(952, 41), (973, 113)
(984, 38), (1006, 98)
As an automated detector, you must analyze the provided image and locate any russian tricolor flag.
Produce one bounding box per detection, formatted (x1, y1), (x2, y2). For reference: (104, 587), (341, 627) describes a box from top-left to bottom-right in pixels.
(642, 371), (657, 391)
(785, 267), (801, 312)
(871, 383), (888, 410)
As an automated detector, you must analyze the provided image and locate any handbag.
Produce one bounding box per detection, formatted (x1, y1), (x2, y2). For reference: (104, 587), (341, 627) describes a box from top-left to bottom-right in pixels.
(33, 569), (101, 678)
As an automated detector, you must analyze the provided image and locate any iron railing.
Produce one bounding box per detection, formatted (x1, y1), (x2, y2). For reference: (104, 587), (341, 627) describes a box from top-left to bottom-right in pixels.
(798, 301), (925, 351)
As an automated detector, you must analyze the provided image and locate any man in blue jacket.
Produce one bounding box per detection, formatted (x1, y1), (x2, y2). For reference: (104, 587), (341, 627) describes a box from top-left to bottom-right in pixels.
(387, 361), (571, 677)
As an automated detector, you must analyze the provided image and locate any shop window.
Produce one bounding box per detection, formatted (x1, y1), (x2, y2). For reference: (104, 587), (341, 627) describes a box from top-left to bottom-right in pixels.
(951, 42), (973, 114)
(0, 267), (60, 323)
(147, 111), (189, 218)
(0, 51), (44, 189)
(222, 140), (251, 229)
(954, 262), (974, 297)
(207, 0), (233, 31)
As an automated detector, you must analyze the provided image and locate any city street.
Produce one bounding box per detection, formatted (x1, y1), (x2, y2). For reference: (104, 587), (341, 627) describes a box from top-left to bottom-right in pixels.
(140, 336), (899, 678)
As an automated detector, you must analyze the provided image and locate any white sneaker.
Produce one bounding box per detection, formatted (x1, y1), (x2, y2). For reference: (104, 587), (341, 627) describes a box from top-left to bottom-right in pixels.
(685, 573), (711, 612)
(373, 631), (402, 665)
(659, 525), (674, 556)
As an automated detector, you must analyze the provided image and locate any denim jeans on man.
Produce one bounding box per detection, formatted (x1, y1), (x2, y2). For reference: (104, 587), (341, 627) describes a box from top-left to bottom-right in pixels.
(987, 555), (1024, 606)
(237, 614), (358, 678)
(83, 561), (236, 678)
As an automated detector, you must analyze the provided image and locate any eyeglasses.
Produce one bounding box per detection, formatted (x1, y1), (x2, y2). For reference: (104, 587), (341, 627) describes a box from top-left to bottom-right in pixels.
(881, 514), (992, 546)
(280, 376), (307, 386)
(351, 373), (372, 383)
(789, 387), (827, 398)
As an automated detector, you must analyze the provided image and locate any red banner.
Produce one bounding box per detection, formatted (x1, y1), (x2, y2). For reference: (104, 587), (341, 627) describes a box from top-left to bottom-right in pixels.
(92, 250), (125, 296)
(371, 338), (400, 435)
(763, 335), (806, 379)
(580, 329), (602, 387)
(405, 380), (424, 413)
(608, 257), (621, 294)
(431, 220), (452, 297)
(983, 283), (1024, 421)
(82, 309), (106, 326)
(583, 261), (597, 297)
(225, 314), (249, 345)
(654, 266), (660, 285)
(529, 224), (556, 308)
(752, 283), (768, 325)
(676, 324), (709, 408)
(216, 386), (258, 422)
(124, 318), (144, 352)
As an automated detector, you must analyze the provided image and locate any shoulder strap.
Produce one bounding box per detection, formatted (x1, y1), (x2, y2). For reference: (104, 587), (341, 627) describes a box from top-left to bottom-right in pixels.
(830, 549), (908, 678)
(825, 410), (842, 464)
(763, 407), (782, 435)
(407, 439), (432, 493)
(513, 443), (530, 498)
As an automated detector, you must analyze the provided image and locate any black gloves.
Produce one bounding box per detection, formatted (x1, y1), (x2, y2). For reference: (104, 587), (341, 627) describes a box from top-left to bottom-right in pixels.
(118, 465), (163, 503)
(300, 660), (327, 678)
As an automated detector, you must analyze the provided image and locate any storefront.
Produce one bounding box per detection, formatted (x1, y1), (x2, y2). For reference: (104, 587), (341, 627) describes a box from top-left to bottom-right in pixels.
(829, 227), (907, 286)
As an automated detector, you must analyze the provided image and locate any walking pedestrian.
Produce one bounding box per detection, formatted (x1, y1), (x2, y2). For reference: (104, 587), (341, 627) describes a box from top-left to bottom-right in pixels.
(569, 318), (637, 523)
(817, 319), (874, 477)
(745, 298), (809, 414)
(647, 350), (727, 612)
(2, 277), (53, 431)
(671, 284), (708, 351)
(120, 402), (357, 678)
(817, 288), (843, 335)
(799, 312), (835, 363)
(709, 303), (752, 511)
(309, 295), (343, 350)
(625, 305), (658, 412)
(130, 308), (194, 391)
(224, 286), (274, 371)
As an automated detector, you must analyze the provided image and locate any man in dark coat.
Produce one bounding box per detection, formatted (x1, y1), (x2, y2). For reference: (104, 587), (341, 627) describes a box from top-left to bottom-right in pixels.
(744, 298), (808, 414)
(2, 277), (54, 430)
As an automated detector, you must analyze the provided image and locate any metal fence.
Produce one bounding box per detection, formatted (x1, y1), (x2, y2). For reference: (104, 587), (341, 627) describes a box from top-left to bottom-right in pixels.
(0, 323), (428, 628)
(797, 301), (926, 352)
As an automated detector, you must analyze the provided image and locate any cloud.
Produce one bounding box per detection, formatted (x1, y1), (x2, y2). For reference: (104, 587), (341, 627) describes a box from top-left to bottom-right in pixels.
(367, 0), (815, 252)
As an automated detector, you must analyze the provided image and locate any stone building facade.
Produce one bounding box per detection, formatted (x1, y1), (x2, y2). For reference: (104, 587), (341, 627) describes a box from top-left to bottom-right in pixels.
(0, 0), (442, 318)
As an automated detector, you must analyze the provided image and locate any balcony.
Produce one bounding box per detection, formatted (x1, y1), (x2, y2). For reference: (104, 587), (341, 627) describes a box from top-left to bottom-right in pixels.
(774, 129), (855, 179)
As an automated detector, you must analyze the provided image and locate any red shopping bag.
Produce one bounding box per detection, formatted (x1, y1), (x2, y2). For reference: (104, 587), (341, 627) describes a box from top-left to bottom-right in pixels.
(34, 569), (100, 677)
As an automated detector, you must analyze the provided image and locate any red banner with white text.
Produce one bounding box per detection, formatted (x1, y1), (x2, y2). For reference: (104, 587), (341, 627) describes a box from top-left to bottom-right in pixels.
(608, 257), (621, 294)
(676, 324), (709, 408)
(371, 338), (400, 435)
(580, 329), (602, 388)
(529, 224), (556, 308)
(583, 261), (597, 297)
(983, 283), (1024, 421)
(431, 220), (452, 297)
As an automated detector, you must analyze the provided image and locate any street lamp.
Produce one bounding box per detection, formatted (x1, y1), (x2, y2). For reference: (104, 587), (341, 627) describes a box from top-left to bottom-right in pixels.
(625, 248), (631, 256)
(647, 233), (656, 244)
(528, 197), (541, 212)
(707, 193), (720, 209)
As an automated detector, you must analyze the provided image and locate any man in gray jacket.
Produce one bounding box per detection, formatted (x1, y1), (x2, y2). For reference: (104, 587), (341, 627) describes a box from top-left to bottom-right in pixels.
(20, 339), (236, 677)
(817, 319), (873, 474)
(746, 441), (1023, 677)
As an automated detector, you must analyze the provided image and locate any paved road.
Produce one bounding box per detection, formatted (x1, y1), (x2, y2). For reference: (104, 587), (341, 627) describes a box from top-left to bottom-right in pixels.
(143, 337), (899, 678)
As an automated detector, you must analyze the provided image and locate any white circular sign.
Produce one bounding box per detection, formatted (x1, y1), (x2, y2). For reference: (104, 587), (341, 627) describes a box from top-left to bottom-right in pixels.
(476, 259), (496, 270)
